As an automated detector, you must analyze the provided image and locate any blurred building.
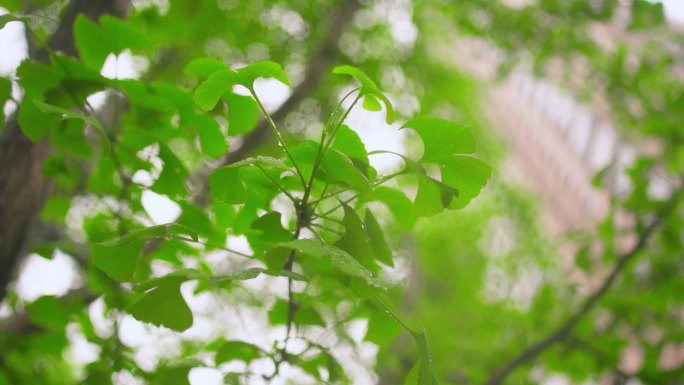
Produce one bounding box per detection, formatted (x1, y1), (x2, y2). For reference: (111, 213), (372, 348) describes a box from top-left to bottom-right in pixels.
(452, 0), (679, 235)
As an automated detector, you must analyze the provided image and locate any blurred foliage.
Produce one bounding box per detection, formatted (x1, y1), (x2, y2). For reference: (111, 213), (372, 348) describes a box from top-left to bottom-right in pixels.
(0, 0), (683, 385)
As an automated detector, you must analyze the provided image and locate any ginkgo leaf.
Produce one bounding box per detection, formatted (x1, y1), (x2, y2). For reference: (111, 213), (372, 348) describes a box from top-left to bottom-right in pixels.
(402, 116), (476, 162)
(283, 238), (382, 287)
(91, 238), (143, 282)
(440, 155), (492, 209)
(251, 212), (292, 245)
(235, 61), (291, 88)
(374, 294), (438, 385)
(28, 296), (71, 331)
(184, 57), (228, 78)
(194, 69), (240, 111)
(150, 365), (192, 385)
(16, 60), (63, 97)
(0, 14), (24, 30)
(332, 124), (370, 176)
(332, 65), (395, 123)
(365, 209), (393, 266)
(32, 100), (110, 153)
(414, 176), (443, 218)
(335, 203), (376, 270)
(128, 278), (193, 331)
(372, 187), (416, 231)
(17, 99), (60, 141)
(225, 93), (260, 135)
(92, 224), (198, 282)
(209, 166), (246, 204)
(320, 147), (370, 193)
(74, 15), (149, 69)
(153, 145), (188, 198)
(362, 94), (382, 111)
(215, 341), (264, 364)
(191, 114), (227, 157)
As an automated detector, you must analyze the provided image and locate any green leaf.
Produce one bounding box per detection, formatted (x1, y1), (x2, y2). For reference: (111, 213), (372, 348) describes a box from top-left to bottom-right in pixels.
(282, 238), (382, 287)
(184, 57), (228, 78)
(251, 212), (292, 244)
(74, 15), (110, 69)
(99, 15), (150, 52)
(128, 277), (193, 331)
(332, 124), (370, 176)
(91, 238), (143, 282)
(333, 65), (395, 123)
(17, 98), (60, 141)
(411, 329), (438, 385)
(194, 69), (239, 111)
(372, 187), (415, 231)
(209, 166), (246, 204)
(150, 365), (192, 385)
(414, 176), (443, 218)
(365, 209), (393, 266)
(28, 296), (70, 331)
(236, 61), (291, 88)
(191, 114), (227, 157)
(92, 224), (197, 282)
(152, 145), (188, 198)
(439, 155), (491, 209)
(74, 15), (150, 69)
(335, 203), (377, 270)
(225, 93), (260, 135)
(0, 13), (24, 30)
(362, 94), (382, 111)
(402, 116), (476, 162)
(16, 60), (63, 97)
(215, 341), (263, 364)
(31, 100), (111, 152)
(322, 147), (370, 193)
(374, 295), (438, 385)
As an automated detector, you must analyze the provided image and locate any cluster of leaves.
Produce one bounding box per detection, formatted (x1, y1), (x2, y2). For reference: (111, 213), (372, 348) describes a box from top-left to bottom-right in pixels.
(0, 5), (491, 384)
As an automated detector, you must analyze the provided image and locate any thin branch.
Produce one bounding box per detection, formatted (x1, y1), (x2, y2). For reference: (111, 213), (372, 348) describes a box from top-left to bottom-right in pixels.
(304, 87), (361, 201)
(482, 188), (684, 385)
(250, 88), (308, 188)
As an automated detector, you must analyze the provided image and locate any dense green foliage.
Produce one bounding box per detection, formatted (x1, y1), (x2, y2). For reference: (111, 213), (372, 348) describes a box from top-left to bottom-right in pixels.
(0, 1), (682, 385)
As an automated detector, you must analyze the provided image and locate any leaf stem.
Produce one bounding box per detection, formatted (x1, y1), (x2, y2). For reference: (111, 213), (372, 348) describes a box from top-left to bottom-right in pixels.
(172, 235), (254, 259)
(255, 163), (297, 202)
(303, 89), (362, 204)
(249, 87), (308, 188)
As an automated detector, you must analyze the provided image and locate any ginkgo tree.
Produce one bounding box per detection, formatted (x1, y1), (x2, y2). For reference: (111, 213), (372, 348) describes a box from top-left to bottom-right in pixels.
(2, 1), (684, 385)
(0, 4), (491, 383)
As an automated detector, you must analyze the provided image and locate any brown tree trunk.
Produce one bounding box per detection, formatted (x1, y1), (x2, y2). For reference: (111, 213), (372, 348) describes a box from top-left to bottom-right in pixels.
(0, 0), (131, 302)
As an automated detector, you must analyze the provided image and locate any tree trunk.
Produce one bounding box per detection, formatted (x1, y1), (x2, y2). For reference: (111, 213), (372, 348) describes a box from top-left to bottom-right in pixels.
(0, 0), (131, 302)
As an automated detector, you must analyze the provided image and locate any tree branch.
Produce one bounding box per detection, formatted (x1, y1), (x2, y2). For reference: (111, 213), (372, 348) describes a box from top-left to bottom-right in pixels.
(483, 188), (684, 385)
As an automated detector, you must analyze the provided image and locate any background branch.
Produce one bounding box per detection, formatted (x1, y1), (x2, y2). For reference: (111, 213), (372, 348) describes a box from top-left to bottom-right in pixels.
(483, 188), (684, 385)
